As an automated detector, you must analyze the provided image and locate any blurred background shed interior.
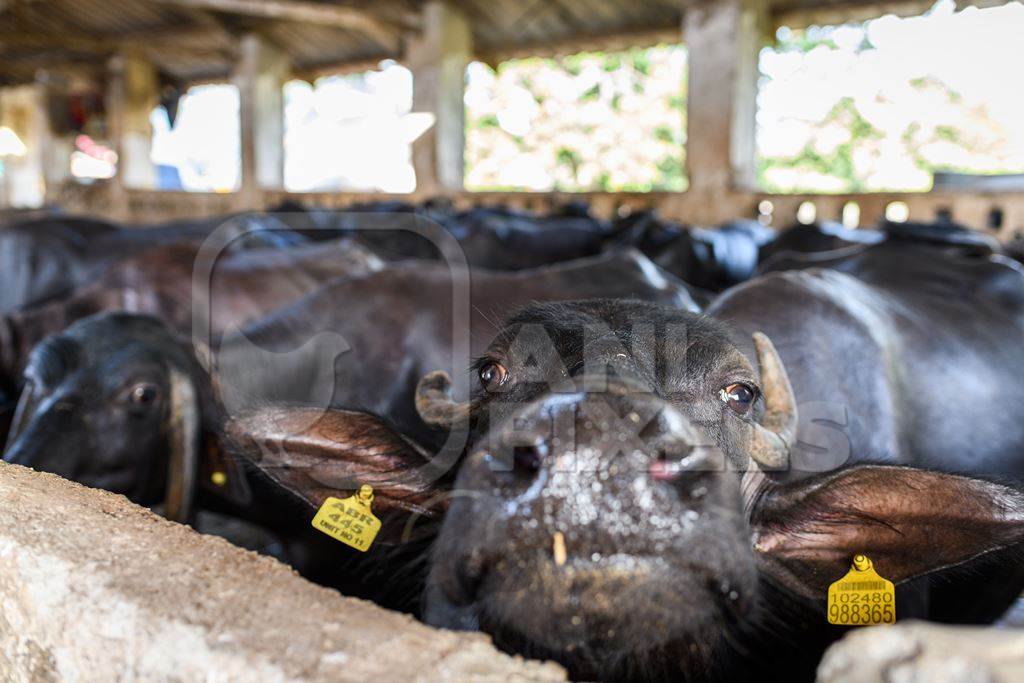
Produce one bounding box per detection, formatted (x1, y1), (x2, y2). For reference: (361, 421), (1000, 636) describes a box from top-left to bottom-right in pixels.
(1, 0), (1023, 234)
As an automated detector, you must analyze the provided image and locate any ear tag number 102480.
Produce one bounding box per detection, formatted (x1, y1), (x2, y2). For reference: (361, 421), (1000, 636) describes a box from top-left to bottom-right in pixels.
(827, 554), (895, 625)
(311, 485), (381, 552)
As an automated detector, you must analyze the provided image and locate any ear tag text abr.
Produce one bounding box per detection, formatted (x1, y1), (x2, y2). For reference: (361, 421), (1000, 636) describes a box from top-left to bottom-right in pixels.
(311, 485), (381, 552)
(827, 554), (895, 625)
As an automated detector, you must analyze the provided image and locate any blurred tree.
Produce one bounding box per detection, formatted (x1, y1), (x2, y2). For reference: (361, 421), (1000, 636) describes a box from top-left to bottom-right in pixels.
(757, 1), (1024, 193)
(464, 45), (688, 192)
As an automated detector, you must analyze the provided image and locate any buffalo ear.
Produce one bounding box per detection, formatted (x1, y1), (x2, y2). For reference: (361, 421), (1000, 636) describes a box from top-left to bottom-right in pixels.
(223, 407), (447, 542)
(751, 465), (1024, 600)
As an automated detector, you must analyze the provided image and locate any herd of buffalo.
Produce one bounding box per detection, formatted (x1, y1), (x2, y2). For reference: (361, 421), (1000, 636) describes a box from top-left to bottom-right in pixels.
(3, 201), (1024, 681)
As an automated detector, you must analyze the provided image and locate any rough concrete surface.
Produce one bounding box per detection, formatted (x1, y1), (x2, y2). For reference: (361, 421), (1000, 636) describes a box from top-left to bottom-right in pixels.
(817, 621), (1024, 683)
(0, 462), (566, 682)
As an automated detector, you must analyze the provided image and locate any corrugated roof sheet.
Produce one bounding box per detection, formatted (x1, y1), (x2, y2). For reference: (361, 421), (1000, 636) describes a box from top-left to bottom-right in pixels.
(0, 0), (999, 85)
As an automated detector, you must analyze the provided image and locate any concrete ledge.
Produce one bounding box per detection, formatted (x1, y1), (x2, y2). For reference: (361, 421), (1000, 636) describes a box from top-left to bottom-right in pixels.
(817, 621), (1024, 683)
(0, 462), (565, 682)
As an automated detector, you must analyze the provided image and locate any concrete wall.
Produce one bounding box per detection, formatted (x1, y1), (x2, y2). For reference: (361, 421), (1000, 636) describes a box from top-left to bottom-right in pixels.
(818, 621), (1024, 683)
(0, 462), (565, 682)
(4, 449), (1024, 682)
(50, 180), (1024, 241)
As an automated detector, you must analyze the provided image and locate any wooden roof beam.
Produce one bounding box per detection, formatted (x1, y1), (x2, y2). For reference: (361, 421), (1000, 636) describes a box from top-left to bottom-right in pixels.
(0, 57), (105, 80)
(477, 25), (683, 67)
(291, 56), (391, 82)
(0, 31), (113, 54)
(768, 0), (1007, 30)
(148, 7), (243, 58)
(146, 0), (412, 50)
(0, 27), (236, 60)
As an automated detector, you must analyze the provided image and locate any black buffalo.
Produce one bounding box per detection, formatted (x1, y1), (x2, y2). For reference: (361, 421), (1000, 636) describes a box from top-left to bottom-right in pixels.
(1, 251), (697, 569)
(0, 212), (310, 313)
(98, 235), (1019, 680)
(413, 240), (1024, 680)
(214, 249), (699, 446)
(757, 219), (998, 275)
(614, 212), (775, 291)
(0, 215), (121, 311)
(757, 221), (881, 266)
(0, 249), (697, 612)
(1, 312), (438, 610)
(277, 200), (619, 270)
(0, 237), (384, 401)
(9, 228), (1024, 681)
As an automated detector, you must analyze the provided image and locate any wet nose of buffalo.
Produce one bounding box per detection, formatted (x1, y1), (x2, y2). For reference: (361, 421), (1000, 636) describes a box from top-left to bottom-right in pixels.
(485, 376), (711, 481)
(511, 440), (548, 474)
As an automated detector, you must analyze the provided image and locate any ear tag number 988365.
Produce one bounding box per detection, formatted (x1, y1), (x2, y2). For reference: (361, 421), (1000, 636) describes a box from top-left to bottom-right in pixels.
(827, 554), (895, 625)
(311, 485), (381, 552)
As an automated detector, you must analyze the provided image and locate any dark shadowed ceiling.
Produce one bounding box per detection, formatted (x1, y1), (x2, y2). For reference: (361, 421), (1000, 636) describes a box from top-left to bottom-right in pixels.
(0, 0), (1001, 85)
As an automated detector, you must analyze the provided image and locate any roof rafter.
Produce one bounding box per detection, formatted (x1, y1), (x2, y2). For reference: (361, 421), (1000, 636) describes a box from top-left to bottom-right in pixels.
(478, 25), (682, 66)
(0, 28), (236, 62)
(145, 0), (415, 50)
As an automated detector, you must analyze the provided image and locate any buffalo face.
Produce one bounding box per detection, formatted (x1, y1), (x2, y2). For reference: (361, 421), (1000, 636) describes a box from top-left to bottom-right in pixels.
(432, 387), (759, 679)
(420, 300), (794, 678)
(421, 299), (1024, 681)
(3, 313), (202, 520)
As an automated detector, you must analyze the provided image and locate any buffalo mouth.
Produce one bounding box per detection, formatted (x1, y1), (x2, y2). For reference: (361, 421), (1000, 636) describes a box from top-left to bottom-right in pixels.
(464, 550), (743, 678)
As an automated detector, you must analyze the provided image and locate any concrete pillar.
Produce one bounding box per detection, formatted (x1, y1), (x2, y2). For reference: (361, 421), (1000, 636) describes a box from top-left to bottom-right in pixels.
(235, 34), (289, 209)
(407, 1), (472, 196)
(0, 85), (44, 208)
(0, 78), (72, 209)
(107, 50), (160, 191)
(35, 78), (73, 203)
(684, 0), (767, 193)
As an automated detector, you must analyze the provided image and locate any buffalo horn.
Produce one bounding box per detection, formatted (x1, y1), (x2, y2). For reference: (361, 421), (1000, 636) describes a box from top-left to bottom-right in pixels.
(164, 368), (200, 523)
(744, 332), (798, 470)
(416, 370), (470, 428)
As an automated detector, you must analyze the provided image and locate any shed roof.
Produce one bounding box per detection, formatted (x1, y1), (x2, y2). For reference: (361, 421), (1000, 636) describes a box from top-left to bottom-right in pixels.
(0, 0), (1001, 86)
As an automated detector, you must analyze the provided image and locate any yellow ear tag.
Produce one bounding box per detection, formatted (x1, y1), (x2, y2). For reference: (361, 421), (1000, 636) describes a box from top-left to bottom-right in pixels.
(311, 485), (381, 552)
(827, 554), (895, 625)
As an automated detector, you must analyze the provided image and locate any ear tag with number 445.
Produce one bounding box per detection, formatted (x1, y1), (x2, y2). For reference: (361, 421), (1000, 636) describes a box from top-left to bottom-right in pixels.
(827, 554), (895, 625)
(311, 485), (381, 552)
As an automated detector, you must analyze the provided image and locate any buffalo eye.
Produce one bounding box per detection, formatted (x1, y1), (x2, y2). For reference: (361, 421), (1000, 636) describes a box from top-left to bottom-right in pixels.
(478, 361), (509, 392)
(720, 383), (755, 414)
(128, 383), (160, 408)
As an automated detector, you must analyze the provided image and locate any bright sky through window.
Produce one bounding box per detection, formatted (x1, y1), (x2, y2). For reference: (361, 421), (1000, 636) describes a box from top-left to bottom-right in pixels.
(758, 0), (1024, 193)
(283, 62), (431, 193)
(151, 84), (241, 192)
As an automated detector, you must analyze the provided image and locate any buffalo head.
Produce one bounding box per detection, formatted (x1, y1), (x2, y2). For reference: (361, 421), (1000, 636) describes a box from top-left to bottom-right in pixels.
(419, 299), (1024, 680)
(2, 312), (209, 521)
(1, 311), (445, 542)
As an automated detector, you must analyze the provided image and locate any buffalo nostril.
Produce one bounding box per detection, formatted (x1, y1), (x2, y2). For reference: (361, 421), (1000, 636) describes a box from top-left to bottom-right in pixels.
(649, 446), (696, 481)
(512, 441), (548, 474)
(650, 457), (677, 481)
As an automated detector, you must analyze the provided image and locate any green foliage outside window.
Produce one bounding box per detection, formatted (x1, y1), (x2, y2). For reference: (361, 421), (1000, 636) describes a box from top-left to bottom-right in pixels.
(757, 2), (1024, 193)
(464, 45), (687, 192)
